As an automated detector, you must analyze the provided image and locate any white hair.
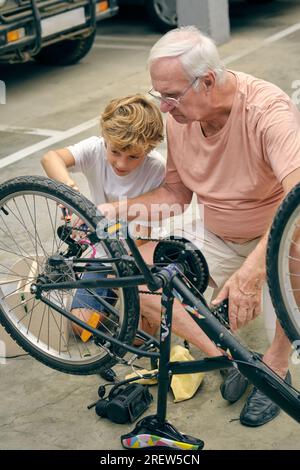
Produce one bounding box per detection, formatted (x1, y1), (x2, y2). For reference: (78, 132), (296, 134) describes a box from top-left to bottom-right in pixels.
(148, 26), (225, 84)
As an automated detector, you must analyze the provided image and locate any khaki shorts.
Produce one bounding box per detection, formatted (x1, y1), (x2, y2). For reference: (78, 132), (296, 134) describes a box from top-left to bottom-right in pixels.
(173, 220), (260, 289)
(172, 220), (276, 342)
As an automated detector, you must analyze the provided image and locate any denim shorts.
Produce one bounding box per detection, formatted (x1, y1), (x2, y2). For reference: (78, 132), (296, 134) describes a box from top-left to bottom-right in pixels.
(71, 265), (117, 313)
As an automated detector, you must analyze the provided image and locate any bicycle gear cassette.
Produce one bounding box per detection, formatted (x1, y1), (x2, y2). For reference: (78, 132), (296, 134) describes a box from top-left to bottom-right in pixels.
(153, 237), (209, 294)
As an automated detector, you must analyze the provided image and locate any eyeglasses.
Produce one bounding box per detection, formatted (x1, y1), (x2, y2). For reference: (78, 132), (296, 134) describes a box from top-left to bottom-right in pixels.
(148, 77), (199, 108)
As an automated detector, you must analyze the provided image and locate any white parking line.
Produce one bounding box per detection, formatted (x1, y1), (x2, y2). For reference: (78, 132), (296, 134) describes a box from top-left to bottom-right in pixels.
(0, 117), (99, 169)
(0, 125), (62, 137)
(2, 20), (300, 170)
(224, 21), (300, 64)
(264, 21), (300, 43)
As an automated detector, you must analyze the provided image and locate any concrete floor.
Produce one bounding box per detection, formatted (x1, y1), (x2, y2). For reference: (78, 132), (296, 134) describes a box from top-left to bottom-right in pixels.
(1, 0), (300, 450)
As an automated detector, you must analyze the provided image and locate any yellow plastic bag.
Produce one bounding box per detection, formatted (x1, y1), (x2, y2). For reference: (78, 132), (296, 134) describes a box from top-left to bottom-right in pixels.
(170, 345), (205, 403)
(125, 344), (205, 403)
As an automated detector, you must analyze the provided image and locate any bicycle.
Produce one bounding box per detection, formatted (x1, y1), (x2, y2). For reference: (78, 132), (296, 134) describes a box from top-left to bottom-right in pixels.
(267, 181), (300, 348)
(0, 175), (299, 450)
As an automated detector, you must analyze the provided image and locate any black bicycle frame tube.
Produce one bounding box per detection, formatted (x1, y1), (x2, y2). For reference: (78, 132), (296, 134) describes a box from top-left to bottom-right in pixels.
(39, 294), (159, 359)
(125, 235), (162, 291)
(33, 274), (147, 293)
(171, 274), (300, 423)
(32, 255), (300, 423)
(156, 285), (174, 424)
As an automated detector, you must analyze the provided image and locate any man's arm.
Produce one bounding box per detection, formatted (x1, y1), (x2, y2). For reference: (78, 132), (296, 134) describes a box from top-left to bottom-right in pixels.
(212, 167), (300, 331)
(98, 181), (193, 222)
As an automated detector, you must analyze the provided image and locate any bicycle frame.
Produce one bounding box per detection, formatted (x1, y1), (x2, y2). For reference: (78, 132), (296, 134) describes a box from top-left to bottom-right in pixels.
(31, 226), (300, 429)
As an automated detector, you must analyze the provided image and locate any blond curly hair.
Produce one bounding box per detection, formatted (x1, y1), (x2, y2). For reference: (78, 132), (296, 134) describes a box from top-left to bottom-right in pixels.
(100, 94), (164, 154)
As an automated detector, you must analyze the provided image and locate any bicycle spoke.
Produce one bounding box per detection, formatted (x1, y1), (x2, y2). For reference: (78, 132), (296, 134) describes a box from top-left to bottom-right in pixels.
(0, 212), (34, 272)
(8, 198), (47, 272)
(0, 278), (35, 301)
(37, 302), (47, 343)
(26, 297), (36, 334)
(23, 195), (50, 262)
(0, 182), (135, 373)
(45, 198), (59, 254)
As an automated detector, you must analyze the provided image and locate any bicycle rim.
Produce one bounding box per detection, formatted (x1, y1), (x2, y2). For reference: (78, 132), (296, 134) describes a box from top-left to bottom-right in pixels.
(0, 178), (139, 374)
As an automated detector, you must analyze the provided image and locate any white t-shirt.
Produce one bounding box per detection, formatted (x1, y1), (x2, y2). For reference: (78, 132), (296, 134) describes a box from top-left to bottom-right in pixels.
(68, 136), (166, 206)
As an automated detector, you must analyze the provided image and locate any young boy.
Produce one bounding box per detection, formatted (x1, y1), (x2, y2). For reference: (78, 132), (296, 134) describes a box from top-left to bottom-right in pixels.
(41, 94), (165, 338)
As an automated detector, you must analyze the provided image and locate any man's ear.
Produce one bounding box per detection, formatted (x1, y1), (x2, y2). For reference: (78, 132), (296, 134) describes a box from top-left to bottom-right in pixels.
(203, 72), (216, 92)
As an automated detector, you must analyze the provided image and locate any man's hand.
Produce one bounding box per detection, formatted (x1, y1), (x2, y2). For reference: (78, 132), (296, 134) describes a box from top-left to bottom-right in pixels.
(212, 256), (265, 332)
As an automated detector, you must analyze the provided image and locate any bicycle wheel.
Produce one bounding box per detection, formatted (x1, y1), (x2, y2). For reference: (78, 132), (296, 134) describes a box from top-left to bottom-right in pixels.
(0, 176), (139, 375)
(267, 182), (300, 344)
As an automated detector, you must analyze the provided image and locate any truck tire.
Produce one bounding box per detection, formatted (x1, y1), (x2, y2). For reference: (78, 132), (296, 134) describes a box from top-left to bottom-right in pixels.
(146, 0), (177, 32)
(34, 30), (95, 66)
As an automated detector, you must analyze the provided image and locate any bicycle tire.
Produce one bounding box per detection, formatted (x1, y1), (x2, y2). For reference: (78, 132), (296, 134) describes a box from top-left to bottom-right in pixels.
(0, 176), (139, 375)
(267, 182), (300, 344)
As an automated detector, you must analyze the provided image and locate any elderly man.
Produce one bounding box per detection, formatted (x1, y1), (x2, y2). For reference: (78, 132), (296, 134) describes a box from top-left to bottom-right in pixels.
(100, 26), (300, 427)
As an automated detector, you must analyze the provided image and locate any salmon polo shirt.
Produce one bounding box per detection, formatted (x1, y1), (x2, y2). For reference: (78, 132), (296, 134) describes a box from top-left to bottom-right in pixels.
(165, 71), (300, 243)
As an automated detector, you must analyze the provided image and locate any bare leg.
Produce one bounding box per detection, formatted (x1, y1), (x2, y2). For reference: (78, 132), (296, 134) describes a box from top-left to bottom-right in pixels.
(140, 292), (221, 356)
(262, 321), (290, 378)
(139, 242), (221, 357)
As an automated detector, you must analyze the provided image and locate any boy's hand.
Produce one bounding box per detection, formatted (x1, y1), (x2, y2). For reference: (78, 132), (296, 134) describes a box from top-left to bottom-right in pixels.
(71, 216), (88, 239)
(60, 206), (72, 221)
(59, 181), (79, 221)
(66, 179), (79, 192)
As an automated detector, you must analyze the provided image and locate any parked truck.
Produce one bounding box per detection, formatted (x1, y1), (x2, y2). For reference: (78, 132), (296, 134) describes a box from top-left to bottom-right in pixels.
(0, 0), (118, 65)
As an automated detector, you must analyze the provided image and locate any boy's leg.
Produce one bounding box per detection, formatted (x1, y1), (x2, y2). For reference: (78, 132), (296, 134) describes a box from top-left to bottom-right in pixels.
(71, 267), (117, 336)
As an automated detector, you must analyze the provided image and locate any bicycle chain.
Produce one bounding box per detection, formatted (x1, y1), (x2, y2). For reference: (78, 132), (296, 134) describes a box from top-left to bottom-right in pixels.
(138, 238), (229, 326)
(136, 236), (199, 296)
